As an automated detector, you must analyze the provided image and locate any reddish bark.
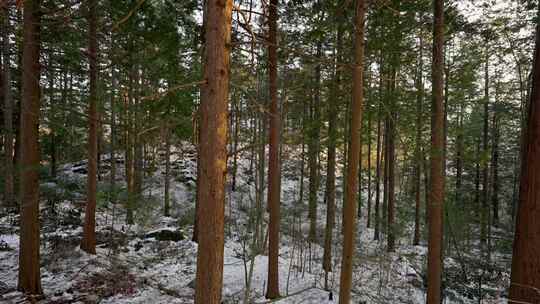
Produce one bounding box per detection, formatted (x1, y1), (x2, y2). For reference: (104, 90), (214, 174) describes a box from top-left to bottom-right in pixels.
(18, 0), (42, 295)
(266, 0), (281, 298)
(509, 4), (540, 302)
(427, 0), (445, 302)
(81, 0), (98, 255)
(194, 0), (232, 303)
(338, 0), (366, 302)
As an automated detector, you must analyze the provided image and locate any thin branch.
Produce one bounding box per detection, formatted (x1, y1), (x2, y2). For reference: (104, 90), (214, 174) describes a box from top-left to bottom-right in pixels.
(112, 0), (146, 32)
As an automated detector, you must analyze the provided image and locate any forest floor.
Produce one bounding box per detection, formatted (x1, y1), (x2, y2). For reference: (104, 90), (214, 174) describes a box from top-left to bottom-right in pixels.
(0, 143), (512, 303)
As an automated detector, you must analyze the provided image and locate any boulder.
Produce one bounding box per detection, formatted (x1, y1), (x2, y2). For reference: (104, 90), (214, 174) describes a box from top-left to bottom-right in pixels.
(144, 228), (184, 242)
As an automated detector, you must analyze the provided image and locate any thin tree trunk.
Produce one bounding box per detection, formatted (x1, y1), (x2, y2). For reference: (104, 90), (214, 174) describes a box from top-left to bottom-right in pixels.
(193, 0), (207, 243)
(13, 9), (22, 169)
(366, 111), (372, 228)
(413, 34), (424, 246)
(164, 125), (171, 217)
(194, 0), (232, 302)
(323, 22), (341, 290)
(427, 0), (445, 302)
(47, 50), (57, 179)
(81, 0), (98, 254)
(308, 39), (322, 249)
(266, 0), (281, 298)
(455, 103), (463, 203)
(338, 1), (366, 302)
(358, 127), (363, 218)
(134, 67), (143, 201)
(110, 50), (117, 207)
(474, 138), (481, 214)
(127, 64), (137, 225)
(423, 147), (429, 226)
(231, 96), (240, 191)
(256, 108), (266, 251)
(481, 51), (490, 247)
(382, 118), (388, 234)
(374, 53), (383, 241)
(387, 65), (397, 253)
(308, 94), (320, 247)
(18, 0), (42, 294)
(491, 100), (499, 226)
(193, 108), (200, 242)
(2, 6), (14, 209)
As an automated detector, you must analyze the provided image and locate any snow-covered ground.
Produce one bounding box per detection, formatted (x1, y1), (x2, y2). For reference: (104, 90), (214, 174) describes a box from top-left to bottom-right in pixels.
(0, 143), (510, 303)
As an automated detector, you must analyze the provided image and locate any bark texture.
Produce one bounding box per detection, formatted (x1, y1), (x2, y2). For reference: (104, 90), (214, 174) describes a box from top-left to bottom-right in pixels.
(338, 1), (365, 302)
(81, 0), (98, 254)
(266, 0), (281, 298)
(2, 6), (14, 209)
(509, 5), (540, 302)
(413, 34), (423, 246)
(18, 0), (42, 295)
(323, 22), (342, 290)
(194, 0), (232, 302)
(427, 0), (445, 302)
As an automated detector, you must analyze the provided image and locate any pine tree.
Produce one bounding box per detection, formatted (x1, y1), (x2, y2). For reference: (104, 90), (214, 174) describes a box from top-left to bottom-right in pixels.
(2, 5), (14, 210)
(194, 0), (232, 302)
(339, 0), (366, 302)
(81, 0), (99, 255)
(18, 0), (42, 295)
(323, 15), (342, 290)
(427, 0), (445, 302)
(413, 33), (424, 246)
(266, 0), (281, 298)
(509, 2), (540, 301)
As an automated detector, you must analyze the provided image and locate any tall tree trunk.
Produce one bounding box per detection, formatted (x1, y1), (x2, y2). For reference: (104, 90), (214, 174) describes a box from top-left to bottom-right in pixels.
(308, 55), (321, 247)
(256, 107), (266, 251)
(338, 1), (365, 302)
(18, 0), (42, 294)
(386, 1), (400, 252)
(81, 0), (98, 254)
(387, 65), (397, 253)
(423, 147), (429, 225)
(342, 84), (351, 234)
(366, 110), (372, 228)
(358, 131), (363, 218)
(193, 0), (209, 243)
(231, 96), (240, 191)
(427, 0), (445, 302)
(374, 53), (383, 241)
(193, 108), (200, 242)
(481, 51), (490, 247)
(443, 65), (449, 180)
(474, 138), (481, 214)
(164, 125), (171, 217)
(134, 68), (143, 203)
(47, 50), (56, 179)
(13, 9), (22, 169)
(124, 68), (135, 225)
(455, 103), (463, 203)
(413, 34), (424, 246)
(323, 22), (342, 290)
(509, 4), (540, 300)
(110, 54), (117, 207)
(194, 0), (232, 302)
(266, 0), (281, 298)
(2, 6), (14, 209)
(48, 54), (57, 178)
(382, 119), (388, 234)
(491, 101), (499, 226)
